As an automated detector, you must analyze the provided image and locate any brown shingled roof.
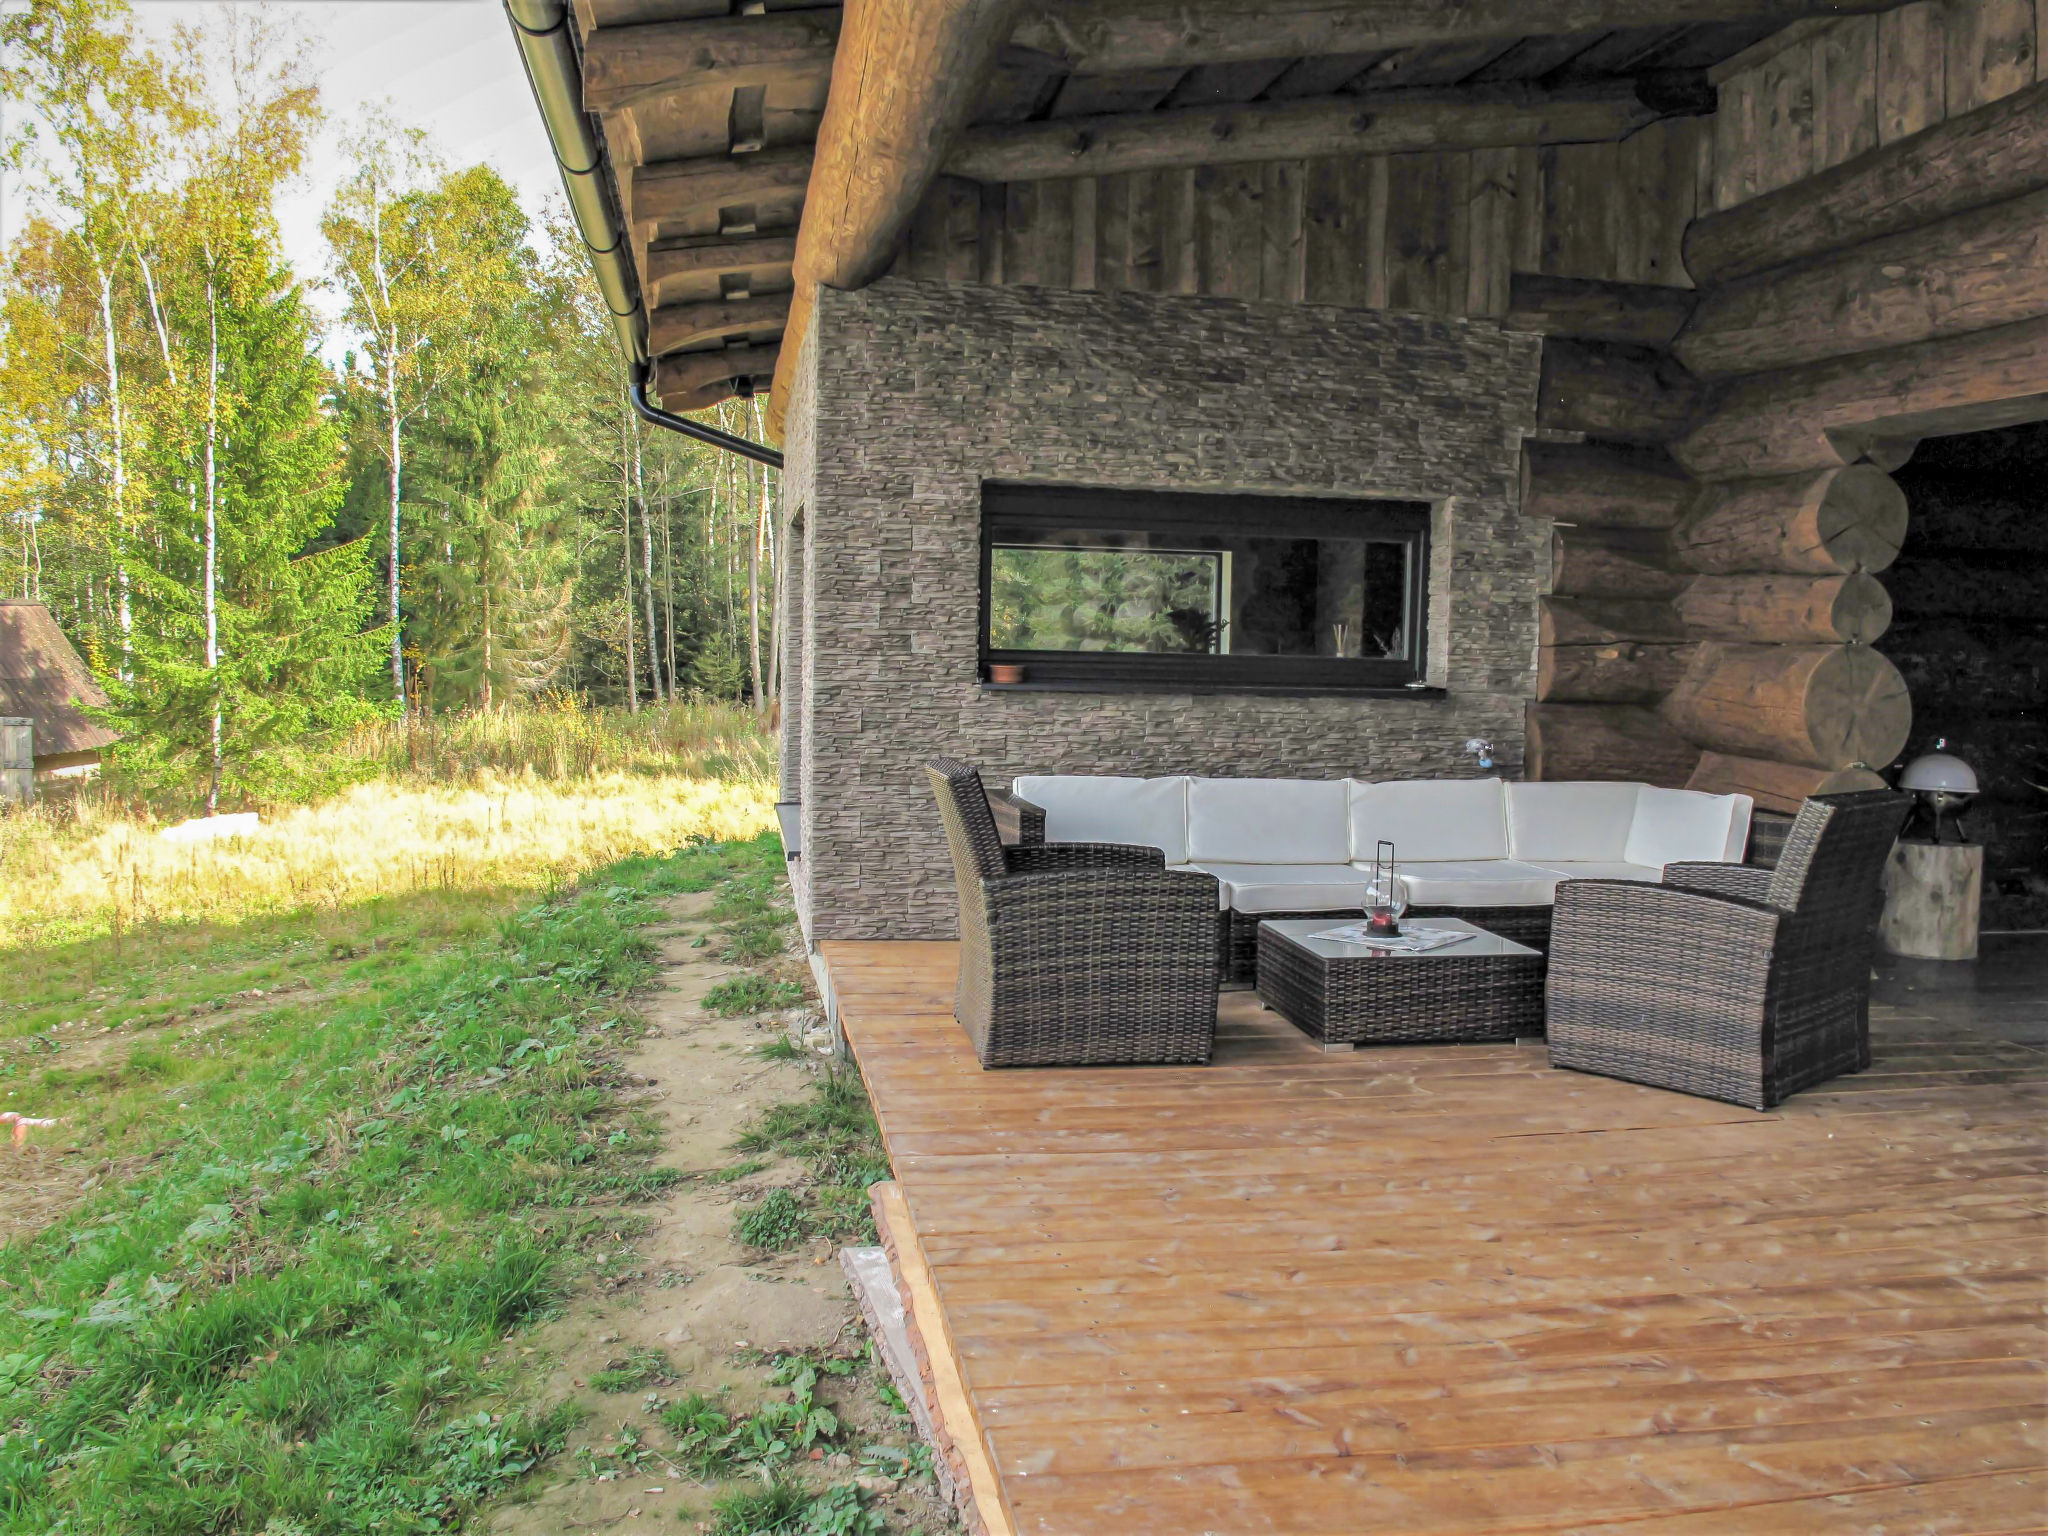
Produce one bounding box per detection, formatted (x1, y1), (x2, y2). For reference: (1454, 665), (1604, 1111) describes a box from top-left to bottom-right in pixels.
(0, 601), (119, 757)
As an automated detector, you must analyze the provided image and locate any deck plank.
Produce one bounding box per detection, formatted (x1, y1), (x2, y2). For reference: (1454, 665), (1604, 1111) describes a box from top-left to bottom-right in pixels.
(824, 940), (2048, 1535)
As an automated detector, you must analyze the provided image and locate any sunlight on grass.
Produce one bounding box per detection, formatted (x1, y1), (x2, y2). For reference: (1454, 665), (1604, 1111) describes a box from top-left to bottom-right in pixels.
(0, 769), (775, 952)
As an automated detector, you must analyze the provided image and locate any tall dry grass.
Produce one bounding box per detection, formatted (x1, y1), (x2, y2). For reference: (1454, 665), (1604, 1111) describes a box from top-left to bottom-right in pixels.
(0, 702), (779, 950)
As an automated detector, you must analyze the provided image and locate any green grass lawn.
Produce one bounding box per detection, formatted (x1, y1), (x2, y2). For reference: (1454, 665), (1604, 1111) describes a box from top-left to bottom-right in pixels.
(0, 832), (787, 1535)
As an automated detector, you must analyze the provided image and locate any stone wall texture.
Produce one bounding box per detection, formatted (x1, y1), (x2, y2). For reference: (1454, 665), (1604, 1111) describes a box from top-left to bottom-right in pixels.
(783, 277), (1545, 941)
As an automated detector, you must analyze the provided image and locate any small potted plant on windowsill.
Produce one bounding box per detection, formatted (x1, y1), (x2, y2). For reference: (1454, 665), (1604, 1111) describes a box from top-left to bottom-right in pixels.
(988, 663), (1026, 685)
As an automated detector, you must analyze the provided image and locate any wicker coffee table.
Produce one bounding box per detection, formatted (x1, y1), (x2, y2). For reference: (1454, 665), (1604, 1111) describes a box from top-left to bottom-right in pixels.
(1255, 917), (1545, 1048)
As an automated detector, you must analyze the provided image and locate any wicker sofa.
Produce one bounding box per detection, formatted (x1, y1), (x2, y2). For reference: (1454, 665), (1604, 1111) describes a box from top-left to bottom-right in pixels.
(1546, 790), (1911, 1109)
(996, 775), (1755, 983)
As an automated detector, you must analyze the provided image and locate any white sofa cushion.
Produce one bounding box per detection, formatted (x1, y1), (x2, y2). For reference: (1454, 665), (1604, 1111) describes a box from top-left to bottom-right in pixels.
(1347, 778), (1508, 862)
(1382, 860), (1563, 908)
(1010, 774), (1191, 864)
(1187, 778), (1350, 865)
(1505, 782), (1642, 864)
(1625, 786), (1754, 870)
(1525, 861), (1664, 886)
(1187, 862), (1375, 914)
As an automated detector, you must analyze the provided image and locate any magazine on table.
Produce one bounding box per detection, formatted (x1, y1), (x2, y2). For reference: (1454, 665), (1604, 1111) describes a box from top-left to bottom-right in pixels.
(1308, 919), (1471, 954)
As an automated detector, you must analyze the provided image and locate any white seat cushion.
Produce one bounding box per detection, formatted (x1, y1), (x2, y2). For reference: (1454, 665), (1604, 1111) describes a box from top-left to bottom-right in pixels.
(1347, 778), (1508, 862)
(1187, 778), (1350, 865)
(1625, 786), (1754, 869)
(1378, 860), (1563, 908)
(1527, 861), (1664, 885)
(1187, 862), (1375, 915)
(1010, 775), (1191, 864)
(1505, 782), (1643, 864)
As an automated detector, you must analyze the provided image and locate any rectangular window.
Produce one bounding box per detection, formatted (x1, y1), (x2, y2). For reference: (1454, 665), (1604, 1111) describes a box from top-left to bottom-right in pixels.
(981, 483), (1432, 692)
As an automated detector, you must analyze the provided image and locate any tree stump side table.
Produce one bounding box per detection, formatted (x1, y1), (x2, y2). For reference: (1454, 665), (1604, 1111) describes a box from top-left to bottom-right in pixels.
(1880, 841), (1982, 961)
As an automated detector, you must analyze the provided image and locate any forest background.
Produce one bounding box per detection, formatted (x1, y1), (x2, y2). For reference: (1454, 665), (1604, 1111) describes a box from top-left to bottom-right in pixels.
(0, 0), (786, 812)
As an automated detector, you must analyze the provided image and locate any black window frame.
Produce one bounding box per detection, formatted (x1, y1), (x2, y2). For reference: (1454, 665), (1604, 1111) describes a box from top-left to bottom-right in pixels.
(979, 482), (1434, 695)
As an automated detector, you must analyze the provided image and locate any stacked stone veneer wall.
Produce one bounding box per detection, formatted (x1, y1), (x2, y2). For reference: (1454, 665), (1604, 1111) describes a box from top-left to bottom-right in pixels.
(784, 276), (1545, 942)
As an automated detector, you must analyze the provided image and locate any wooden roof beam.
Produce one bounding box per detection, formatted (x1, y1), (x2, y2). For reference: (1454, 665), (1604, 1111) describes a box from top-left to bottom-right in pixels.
(654, 342), (781, 412)
(947, 81), (1665, 181)
(582, 10), (842, 113)
(630, 145), (814, 231)
(649, 294), (792, 355)
(767, 0), (1023, 435)
(1010, 0), (1901, 74)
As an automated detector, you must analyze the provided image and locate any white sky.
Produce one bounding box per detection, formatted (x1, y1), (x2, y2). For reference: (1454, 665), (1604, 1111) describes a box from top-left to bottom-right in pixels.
(6, 0), (564, 344)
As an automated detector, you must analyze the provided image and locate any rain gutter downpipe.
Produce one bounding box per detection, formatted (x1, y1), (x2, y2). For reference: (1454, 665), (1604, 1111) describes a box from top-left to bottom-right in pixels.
(503, 0), (784, 470)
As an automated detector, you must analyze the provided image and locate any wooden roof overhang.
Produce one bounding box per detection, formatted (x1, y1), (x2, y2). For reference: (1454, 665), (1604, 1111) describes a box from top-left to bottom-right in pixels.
(543, 0), (1910, 435)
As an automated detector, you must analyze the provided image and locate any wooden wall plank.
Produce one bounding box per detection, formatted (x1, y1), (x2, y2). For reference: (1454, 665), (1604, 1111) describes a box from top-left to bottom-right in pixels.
(1301, 156), (1349, 304)
(1096, 173), (1130, 293)
(1467, 146), (1517, 317)
(978, 181), (1006, 285)
(1817, 15), (1881, 170)
(1385, 153), (1471, 316)
(1714, 66), (1760, 210)
(1947, 0), (2039, 112)
(1003, 179), (1041, 286)
(1513, 144), (1545, 274)
(1261, 160), (1307, 304)
(1071, 177), (1099, 291)
(1361, 156), (1390, 309)
(1037, 177), (1075, 289)
(1127, 170), (1161, 293)
(1161, 167), (1198, 294)
(1879, 3), (1949, 144)
(1755, 35), (1820, 193)
(940, 176), (980, 282)
(1195, 163), (1264, 299)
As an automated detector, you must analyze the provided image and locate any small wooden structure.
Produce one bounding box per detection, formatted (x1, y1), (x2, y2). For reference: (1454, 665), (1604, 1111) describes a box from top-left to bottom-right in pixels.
(0, 601), (118, 799)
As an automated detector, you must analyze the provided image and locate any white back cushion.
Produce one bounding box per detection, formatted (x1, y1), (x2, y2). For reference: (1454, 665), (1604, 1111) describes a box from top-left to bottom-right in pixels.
(1009, 775), (1191, 864)
(1187, 778), (1350, 864)
(1347, 778), (1508, 862)
(1625, 787), (1754, 869)
(1506, 782), (1643, 864)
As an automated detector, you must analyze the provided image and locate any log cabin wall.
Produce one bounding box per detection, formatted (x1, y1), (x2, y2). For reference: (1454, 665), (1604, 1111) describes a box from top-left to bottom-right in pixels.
(891, 119), (1711, 315)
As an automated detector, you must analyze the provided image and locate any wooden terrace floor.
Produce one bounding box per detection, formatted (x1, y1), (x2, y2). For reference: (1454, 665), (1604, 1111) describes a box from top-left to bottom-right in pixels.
(825, 940), (2048, 1536)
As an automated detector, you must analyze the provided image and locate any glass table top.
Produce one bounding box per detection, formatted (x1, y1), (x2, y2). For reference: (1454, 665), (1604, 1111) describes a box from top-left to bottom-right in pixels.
(1259, 916), (1542, 961)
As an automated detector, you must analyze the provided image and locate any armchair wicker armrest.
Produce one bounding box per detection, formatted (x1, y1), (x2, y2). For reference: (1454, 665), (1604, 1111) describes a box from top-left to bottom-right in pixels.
(986, 787), (1046, 846)
(1547, 880), (1787, 1110)
(1007, 841), (1165, 874)
(1663, 862), (1775, 902)
(974, 865), (1220, 1067)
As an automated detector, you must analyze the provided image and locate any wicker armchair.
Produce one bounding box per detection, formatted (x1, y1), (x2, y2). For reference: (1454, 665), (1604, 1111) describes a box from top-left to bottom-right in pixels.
(926, 756), (1220, 1068)
(1546, 790), (1911, 1110)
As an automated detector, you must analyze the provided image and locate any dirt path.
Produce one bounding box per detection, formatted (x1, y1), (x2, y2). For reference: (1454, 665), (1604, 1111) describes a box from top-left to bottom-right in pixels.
(485, 892), (956, 1535)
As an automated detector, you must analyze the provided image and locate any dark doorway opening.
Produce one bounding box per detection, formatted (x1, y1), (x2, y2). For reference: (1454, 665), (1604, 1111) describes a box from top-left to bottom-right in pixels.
(1879, 422), (2048, 932)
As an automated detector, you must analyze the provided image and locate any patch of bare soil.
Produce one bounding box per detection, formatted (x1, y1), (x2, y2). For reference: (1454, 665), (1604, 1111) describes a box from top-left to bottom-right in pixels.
(484, 894), (958, 1536)
(0, 980), (322, 1243)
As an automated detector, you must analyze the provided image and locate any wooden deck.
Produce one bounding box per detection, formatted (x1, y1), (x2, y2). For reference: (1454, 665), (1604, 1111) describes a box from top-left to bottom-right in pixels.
(825, 940), (2048, 1536)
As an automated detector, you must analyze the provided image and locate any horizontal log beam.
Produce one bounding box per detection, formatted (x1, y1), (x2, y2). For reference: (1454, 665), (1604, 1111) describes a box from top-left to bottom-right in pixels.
(1683, 80), (2048, 286)
(1506, 273), (1698, 349)
(1686, 752), (1888, 814)
(1012, 1), (1899, 75)
(1674, 572), (1893, 644)
(643, 235), (799, 303)
(946, 83), (1658, 181)
(770, 0), (1020, 439)
(1675, 314), (2048, 479)
(1521, 441), (1688, 530)
(1662, 641), (1910, 771)
(1672, 466), (1908, 576)
(1537, 641), (1698, 704)
(654, 342), (781, 410)
(1540, 595), (1688, 648)
(1550, 525), (1688, 599)
(648, 294), (792, 355)
(582, 11), (841, 113)
(632, 146), (814, 229)
(1537, 339), (1702, 447)
(1676, 188), (2048, 378)
(1524, 702), (1699, 788)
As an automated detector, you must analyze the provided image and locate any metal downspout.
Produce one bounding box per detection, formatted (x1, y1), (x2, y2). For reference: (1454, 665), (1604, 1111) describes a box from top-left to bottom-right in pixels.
(502, 0), (783, 468)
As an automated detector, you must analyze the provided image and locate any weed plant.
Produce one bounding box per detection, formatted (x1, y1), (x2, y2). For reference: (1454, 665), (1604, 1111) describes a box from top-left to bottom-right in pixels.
(703, 974), (804, 1017)
(0, 833), (785, 1535)
(709, 1479), (885, 1536)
